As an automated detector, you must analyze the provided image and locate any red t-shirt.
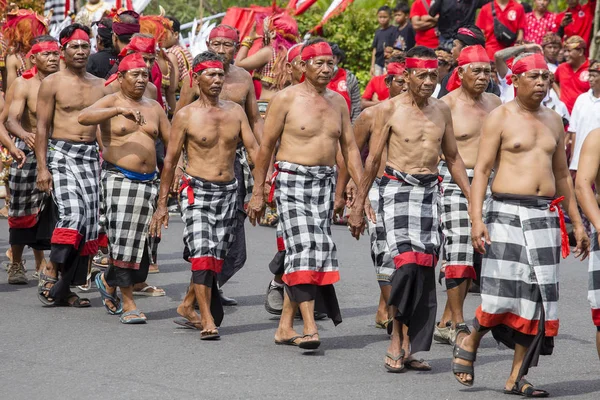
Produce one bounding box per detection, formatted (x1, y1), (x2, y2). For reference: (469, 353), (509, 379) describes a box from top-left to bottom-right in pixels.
(554, 59), (591, 113)
(410, 0), (439, 49)
(523, 11), (559, 45)
(557, 0), (596, 48)
(362, 76), (389, 101)
(476, 0), (526, 59)
(151, 63), (164, 109)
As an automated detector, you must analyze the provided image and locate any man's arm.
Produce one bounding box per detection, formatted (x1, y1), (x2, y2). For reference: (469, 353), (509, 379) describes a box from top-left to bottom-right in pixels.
(4, 79), (34, 150)
(246, 91), (289, 225)
(239, 106), (259, 162)
(244, 74), (263, 144)
(34, 78), (55, 193)
(494, 44), (542, 78)
(234, 47), (273, 71)
(165, 58), (178, 113)
(371, 48), (377, 76)
(0, 93), (25, 167)
(411, 16), (438, 31)
(5, 55), (20, 91)
(576, 128), (600, 231)
(347, 73), (362, 124)
(77, 96), (127, 125)
(440, 103), (470, 200)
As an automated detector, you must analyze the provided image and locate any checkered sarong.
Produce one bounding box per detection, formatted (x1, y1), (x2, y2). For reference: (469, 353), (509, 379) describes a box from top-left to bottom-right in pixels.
(273, 161), (339, 286)
(47, 139), (100, 256)
(476, 194), (564, 337)
(439, 160), (476, 279)
(236, 145), (254, 205)
(368, 178), (394, 282)
(8, 138), (43, 228)
(102, 168), (159, 269)
(180, 173), (238, 273)
(588, 230), (600, 327)
(379, 166), (441, 268)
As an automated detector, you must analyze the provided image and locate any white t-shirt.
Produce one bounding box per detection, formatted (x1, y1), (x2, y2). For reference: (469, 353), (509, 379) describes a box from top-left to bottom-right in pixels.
(569, 90), (600, 170)
(543, 88), (570, 124)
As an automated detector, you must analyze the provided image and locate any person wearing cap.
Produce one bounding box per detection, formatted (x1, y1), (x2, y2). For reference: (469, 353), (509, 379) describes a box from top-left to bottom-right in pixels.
(566, 60), (600, 181)
(247, 38), (365, 350)
(452, 52), (589, 396)
(2, 35), (60, 286)
(150, 51), (259, 339)
(554, 35), (590, 113)
(78, 52), (170, 323)
(541, 32), (561, 72)
(351, 46), (470, 372)
(175, 24), (263, 307)
(336, 57), (407, 335)
(87, 18), (118, 79)
(557, 0), (596, 49)
(523, 0), (559, 45)
(437, 25), (501, 99)
(435, 45), (502, 346)
(34, 24), (109, 307)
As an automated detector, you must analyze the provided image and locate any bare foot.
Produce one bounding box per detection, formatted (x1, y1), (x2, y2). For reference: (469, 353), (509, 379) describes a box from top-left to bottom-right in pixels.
(177, 303), (202, 325)
(385, 333), (404, 370)
(274, 327), (302, 343)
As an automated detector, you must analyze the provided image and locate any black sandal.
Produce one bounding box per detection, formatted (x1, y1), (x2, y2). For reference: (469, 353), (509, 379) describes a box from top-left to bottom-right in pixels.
(503, 379), (549, 398)
(57, 292), (91, 308)
(37, 272), (58, 306)
(451, 342), (477, 387)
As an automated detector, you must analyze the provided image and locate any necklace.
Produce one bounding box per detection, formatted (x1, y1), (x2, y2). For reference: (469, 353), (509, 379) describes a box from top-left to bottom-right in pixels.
(84, 1), (105, 13)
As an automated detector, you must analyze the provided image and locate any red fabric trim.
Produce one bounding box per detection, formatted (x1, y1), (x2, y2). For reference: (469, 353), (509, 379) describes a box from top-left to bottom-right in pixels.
(444, 264), (477, 279)
(81, 239), (99, 256)
(98, 233), (109, 248)
(8, 214), (37, 229)
(276, 236), (285, 251)
(268, 165), (280, 203)
(51, 228), (83, 248)
(592, 308), (600, 327)
(190, 256), (224, 273)
(476, 307), (559, 336)
(393, 252), (437, 268)
(179, 176), (195, 205)
(282, 270), (340, 286)
(549, 196), (570, 258)
(111, 258), (141, 270)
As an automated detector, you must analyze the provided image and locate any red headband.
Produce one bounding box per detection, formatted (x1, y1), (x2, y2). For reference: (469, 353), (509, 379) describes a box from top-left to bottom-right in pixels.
(118, 36), (156, 57)
(405, 58), (438, 69)
(189, 61), (224, 87)
(512, 53), (549, 76)
(60, 29), (90, 46)
(387, 62), (405, 76)
(104, 53), (148, 86)
(26, 41), (59, 58)
(209, 25), (239, 42)
(301, 42), (333, 61)
(457, 27), (477, 38)
(287, 45), (302, 63)
(445, 45), (490, 92)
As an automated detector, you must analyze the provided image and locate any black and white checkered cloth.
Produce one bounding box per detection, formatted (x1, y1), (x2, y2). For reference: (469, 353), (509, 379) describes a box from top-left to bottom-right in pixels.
(48, 139), (100, 254)
(368, 178), (394, 282)
(273, 161), (339, 285)
(379, 166), (441, 269)
(439, 160), (477, 279)
(588, 230), (600, 327)
(8, 138), (43, 227)
(101, 168), (159, 269)
(475, 194), (562, 337)
(236, 145), (254, 205)
(180, 173), (238, 273)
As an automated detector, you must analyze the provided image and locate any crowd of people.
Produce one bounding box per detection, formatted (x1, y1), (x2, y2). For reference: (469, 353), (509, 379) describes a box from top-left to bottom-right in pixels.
(0, 1), (599, 397)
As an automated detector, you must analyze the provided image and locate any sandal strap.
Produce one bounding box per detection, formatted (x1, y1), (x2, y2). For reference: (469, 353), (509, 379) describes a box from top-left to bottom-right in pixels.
(453, 344), (477, 362)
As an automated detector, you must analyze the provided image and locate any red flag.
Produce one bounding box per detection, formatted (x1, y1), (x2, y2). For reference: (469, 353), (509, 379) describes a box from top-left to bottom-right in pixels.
(287, 0), (318, 15)
(311, 0), (354, 34)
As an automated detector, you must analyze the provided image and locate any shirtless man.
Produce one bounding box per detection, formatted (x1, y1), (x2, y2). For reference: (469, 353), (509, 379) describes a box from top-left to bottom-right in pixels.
(175, 25), (263, 306)
(434, 45), (502, 346)
(3, 36), (60, 285)
(34, 24), (107, 307)
(78, 53), (170, 323)
(247, 39), (365, 350)
(351, 46), (470, 372)
(150, 51), (258, 339)
(452, 53), (588, 396)
(574, 127), (600, 360)
(337, 57), (406, 330)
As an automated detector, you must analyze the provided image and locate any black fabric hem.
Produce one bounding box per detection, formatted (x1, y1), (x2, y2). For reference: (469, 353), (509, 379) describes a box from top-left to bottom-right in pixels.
(285, 283), (343, 326)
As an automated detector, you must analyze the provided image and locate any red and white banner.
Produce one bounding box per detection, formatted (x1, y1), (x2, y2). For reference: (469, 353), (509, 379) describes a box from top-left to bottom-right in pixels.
(311, 0), (354, 33)
(286, 0), (318, 15)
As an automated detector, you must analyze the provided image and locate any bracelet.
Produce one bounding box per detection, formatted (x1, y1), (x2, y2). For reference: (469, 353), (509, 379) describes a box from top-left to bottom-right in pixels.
(241, 41), (252, 49)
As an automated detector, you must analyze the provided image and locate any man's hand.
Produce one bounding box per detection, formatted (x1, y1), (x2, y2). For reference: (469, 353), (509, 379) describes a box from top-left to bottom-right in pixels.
(36, 168), (53, 194)
(118, 107), (146, 125)
(471, 219), (490, 254)
(333, 196), (346, 220)
(8, 145), (25, 168)
(370, 65), (376, 76)
(573, 224), (590, 260)
(149, 204), (169, 237)
(347, 208), (365, 240)
(345, 180), (357, 208)
(364, 198), (376, 223)
(525, 43), (543, 54)
(247, 192), (266, 226)
(21, 131), (36, 149)
(561, 13), (573, 27)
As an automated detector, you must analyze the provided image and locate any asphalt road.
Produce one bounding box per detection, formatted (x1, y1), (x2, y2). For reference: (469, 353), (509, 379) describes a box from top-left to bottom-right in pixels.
(0, 217), (599, 400)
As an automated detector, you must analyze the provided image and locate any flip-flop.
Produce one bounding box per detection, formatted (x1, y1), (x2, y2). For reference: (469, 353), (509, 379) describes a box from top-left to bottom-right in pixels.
(275, 335), (303, 346)
(77, 273), (93, 292)
(375, 318), (392, 329)
(95, 273), (123, 315)
(503, 379), (549, 398)
(133, 285), (166, 297)
(384, 349), (406, 373)
(119, 309), (147, 324)
(200, 329), (220, 340)
(404, 357), (432, 371)
(298, 333), (321, 350)
(173, 318), (203, 330)
(57, 292), (91, 308)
